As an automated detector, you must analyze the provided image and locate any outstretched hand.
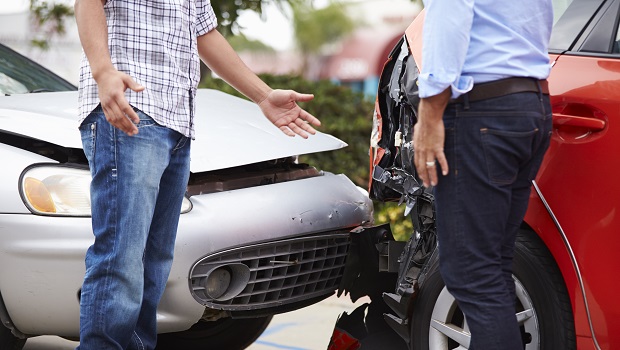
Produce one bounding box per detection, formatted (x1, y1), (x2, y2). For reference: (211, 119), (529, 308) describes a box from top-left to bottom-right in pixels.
(258, 89), (321, 138)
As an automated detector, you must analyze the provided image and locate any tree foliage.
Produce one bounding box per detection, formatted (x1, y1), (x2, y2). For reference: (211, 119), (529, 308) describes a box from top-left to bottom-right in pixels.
(29, 0), (74, 50)
(291, 2), (355, 55)
(209, 0), (303, 37)
(291, 1), (355, 72)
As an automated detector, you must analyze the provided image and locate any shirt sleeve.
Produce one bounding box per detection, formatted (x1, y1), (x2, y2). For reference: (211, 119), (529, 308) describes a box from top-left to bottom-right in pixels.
(418, 0), (475, 99)
(196, 0), (218, 36)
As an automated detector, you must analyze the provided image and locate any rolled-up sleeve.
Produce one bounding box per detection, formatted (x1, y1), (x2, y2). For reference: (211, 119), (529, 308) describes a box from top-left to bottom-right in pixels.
(418, 0), (474, 99)
(196, 0), (218, 36)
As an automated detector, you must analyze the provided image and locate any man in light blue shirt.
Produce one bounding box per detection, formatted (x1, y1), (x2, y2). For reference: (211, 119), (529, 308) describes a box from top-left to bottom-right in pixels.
(412, 1), (553, 348)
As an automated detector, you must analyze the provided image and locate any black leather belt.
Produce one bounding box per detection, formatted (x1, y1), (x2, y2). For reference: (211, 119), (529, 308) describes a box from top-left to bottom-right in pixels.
(450, 77), (549, 104)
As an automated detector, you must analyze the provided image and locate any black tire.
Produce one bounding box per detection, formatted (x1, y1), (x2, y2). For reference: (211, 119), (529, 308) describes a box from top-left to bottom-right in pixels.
(410, 229), (576, 350)
(155, 316), (272, 350)
(0, 324), (25, 350)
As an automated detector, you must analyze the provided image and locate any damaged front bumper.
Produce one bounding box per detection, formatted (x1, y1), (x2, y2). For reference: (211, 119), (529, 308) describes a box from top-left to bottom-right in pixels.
(329, 192), (438, 349)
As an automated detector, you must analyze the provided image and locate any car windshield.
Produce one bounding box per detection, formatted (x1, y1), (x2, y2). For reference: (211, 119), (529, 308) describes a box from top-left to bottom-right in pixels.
(0, 44), (76, 95)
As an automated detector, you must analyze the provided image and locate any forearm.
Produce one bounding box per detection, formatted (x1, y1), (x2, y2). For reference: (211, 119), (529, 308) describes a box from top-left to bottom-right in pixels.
(74, 0), (114, 80)
(197, 29), (272, 104)
(418, 88), (451, 123)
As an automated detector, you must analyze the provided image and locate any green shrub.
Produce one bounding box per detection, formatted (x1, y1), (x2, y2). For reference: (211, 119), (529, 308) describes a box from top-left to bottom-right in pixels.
(200, 74), (412, 241)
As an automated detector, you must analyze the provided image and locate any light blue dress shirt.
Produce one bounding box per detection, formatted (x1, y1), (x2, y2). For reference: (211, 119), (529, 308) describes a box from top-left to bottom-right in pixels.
(418, 0), (553, 99)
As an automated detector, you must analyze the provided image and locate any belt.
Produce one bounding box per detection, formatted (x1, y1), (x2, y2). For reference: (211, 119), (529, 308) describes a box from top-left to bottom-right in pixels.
(450, 77), (549, 104)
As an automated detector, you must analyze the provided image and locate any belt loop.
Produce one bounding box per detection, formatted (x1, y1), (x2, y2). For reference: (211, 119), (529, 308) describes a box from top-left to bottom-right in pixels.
(463, 93), (470, 110)
(535, 79), (543, 102)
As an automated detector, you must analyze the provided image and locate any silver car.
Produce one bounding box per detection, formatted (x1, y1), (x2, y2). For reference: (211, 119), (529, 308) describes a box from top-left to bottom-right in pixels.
(0, 44), (373, 350)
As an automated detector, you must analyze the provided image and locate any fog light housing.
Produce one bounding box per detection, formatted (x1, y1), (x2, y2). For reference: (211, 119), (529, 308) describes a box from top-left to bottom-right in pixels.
(201, 263), (251, 302)
(205, 267), (231, 299)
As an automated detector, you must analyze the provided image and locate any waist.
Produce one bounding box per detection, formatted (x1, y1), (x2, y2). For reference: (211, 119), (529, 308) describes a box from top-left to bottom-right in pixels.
(450, 77), (549, 104)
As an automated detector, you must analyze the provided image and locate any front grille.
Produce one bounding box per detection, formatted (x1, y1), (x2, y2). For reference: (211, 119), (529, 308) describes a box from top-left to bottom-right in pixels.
(190, 233), (350, 311)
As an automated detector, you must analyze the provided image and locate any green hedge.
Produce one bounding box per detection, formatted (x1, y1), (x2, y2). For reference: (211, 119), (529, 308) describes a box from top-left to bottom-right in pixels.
(200, 74), (412, 241)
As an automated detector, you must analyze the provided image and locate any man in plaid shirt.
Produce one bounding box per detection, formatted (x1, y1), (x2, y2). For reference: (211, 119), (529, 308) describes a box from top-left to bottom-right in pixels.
(74, 0), (320, 349)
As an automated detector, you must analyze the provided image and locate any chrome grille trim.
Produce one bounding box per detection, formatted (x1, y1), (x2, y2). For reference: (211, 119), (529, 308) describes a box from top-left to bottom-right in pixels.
(189, 232), (350, 311)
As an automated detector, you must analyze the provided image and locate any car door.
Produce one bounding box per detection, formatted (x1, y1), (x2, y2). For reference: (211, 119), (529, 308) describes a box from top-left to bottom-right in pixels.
(525, 0), (620, 348)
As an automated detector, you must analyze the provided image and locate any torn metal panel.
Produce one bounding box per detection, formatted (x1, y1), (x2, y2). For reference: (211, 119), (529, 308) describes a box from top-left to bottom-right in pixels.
(331, 191), (437, 347)
(368, 34), (425, 218)
(330, 225), (408, 349)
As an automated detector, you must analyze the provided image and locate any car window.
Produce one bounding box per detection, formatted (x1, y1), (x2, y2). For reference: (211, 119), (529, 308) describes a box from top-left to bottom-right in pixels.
(549, 0), (606, 52)
(612, 4), (620, 53)
(0, 44), (76, 95)
(578, 0), (620, 53)
(554, 0), (575, 24)
(0, 72), (29, 94)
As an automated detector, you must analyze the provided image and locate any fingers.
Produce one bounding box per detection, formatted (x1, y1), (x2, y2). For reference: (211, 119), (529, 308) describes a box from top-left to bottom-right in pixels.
(300, 110), (321, 127)
(126, 78), (145, 93)
(436, 152), (449, 177)
(98, 72), (145, 136)
(257, 89), (322, 138)
(291, 91), (315, 103)
(413, 151), (429, 187)
(279, 126), (296, 137)
(102, 98), (138, 136)
(287, 121), (309, 138)
(414, 151), (448, 187)
(414, 154), (434, 188)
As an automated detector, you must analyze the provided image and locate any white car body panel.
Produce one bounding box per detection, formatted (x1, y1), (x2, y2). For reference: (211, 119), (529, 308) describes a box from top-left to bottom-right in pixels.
(0, 90), (347, 173)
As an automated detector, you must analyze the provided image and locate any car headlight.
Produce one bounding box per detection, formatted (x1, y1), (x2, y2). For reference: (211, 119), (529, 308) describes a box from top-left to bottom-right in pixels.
(180, 195), (193, 214)
(20, 164), (193, 216)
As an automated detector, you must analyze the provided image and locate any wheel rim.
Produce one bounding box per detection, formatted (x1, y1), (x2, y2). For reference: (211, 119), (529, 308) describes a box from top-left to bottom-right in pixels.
(427, 277), (539, 350)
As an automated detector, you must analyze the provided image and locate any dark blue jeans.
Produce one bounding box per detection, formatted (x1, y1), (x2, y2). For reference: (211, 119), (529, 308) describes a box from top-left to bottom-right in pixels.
(434, 91), (552, 349)
(77, 107), (191, 350)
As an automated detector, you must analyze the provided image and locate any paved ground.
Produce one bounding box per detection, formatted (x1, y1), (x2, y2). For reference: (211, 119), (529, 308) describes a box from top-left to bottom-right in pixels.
(24, 294), (368, 350)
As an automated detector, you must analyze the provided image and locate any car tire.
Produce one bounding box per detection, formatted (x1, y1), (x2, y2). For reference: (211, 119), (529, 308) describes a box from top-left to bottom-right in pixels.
(0, 325), (25, 350)
(155, 316), (272, 350)
(409, 229), (576, 350)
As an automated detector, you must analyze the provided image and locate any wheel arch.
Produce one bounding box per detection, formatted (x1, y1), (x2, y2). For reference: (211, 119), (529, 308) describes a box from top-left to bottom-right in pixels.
(0, 290), (27, 339)
(523, 184), (594, 344)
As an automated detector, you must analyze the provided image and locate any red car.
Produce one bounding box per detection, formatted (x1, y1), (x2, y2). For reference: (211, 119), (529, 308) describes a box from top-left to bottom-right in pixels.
(332, 1), (619, 349)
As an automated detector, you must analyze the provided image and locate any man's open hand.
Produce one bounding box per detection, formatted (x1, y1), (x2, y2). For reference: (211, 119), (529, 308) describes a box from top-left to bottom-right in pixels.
(258, 89), (321, 138)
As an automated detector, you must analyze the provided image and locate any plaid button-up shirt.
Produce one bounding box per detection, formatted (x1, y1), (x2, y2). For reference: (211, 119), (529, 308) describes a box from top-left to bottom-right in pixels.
(78, 0), (218, 138)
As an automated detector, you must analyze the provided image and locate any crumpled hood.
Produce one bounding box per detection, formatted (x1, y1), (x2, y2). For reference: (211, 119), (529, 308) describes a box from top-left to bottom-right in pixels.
(0, 89), (347, 172)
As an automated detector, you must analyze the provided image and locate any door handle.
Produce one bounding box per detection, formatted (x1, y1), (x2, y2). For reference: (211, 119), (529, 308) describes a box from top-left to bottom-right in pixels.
(552, 113), (606, 131)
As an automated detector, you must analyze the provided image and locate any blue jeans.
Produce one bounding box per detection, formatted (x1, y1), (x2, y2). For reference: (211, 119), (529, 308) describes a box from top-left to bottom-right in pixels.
(77, 107), (191, 350)
(434, 91), (551, 349)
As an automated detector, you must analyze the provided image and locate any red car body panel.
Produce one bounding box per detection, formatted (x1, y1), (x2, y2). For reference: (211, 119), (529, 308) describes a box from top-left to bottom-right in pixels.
(525, 53), (620, 349)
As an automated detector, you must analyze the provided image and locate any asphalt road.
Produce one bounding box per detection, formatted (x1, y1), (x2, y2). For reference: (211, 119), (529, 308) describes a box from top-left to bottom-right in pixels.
(23, 294), (368, 350)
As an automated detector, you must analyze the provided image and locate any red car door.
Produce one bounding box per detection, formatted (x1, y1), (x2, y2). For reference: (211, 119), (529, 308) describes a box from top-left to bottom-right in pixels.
(525, 0), (620, 348)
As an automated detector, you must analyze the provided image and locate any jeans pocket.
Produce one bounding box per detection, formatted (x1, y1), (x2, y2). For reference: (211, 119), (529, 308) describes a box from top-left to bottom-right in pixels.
(480, 127), (538, 184)
(79, 120), (97, 168)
